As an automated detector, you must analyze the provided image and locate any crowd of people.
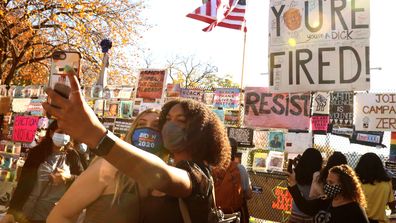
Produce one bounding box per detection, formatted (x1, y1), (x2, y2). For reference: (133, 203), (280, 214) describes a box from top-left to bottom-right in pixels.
(0, 70), (395, 223)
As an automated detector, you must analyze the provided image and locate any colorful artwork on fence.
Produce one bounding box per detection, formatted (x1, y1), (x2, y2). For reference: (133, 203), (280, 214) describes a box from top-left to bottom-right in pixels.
(224, 110), (240, 127)
(244, 87), (310, 130)
(268, 131), (285, 152)
(330, 91), (354, 127)
(269, 0), (370, 92)
(136, 70), (166, 101)
(12, 116), (39, 143)
(354, 93), (396, 131)
(213, 88), (240, 109)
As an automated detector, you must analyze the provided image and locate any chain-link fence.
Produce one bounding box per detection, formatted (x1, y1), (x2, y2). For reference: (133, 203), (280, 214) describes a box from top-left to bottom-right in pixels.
(241, 130), (392, 223)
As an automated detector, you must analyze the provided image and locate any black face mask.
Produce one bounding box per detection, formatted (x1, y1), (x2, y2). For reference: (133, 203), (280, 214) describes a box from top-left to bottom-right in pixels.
(323, 183), (342, 199)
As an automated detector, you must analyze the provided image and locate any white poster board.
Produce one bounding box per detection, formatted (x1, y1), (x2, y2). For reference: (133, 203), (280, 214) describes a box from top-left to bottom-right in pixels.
(354, 93), (396, 131)
(269, 0), (370, 92)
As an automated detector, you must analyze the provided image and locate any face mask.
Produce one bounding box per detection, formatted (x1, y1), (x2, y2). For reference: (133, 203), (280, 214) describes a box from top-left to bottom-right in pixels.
(78, 143), (88, 153)
(132, 128), (163, 154)
(161, 122), (187, 152)
(324, 183), (342, 199)
(52, 133), (70, 147)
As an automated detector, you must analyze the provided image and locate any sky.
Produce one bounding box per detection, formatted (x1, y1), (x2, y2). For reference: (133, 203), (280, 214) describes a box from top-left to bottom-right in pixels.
(140, 0), (396, 91)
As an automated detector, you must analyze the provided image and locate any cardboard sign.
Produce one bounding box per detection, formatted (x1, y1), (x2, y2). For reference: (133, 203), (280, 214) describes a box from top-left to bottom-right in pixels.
(244, 87), (310, 130)
(180, 88), (203, 102)
(227, 127), (254, 147)
(269, 0), (370, 92)
(12, 116), (39, 142)
(330, 91), (354, 127)
(136, 70), (166, 101)
(213, 88), (240, 109)
(354, 93), (396, 131)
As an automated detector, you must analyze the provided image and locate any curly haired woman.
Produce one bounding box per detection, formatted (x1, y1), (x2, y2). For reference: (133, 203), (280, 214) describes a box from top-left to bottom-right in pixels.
(288, 164), (369, 223)
(43, 72), (230, 223)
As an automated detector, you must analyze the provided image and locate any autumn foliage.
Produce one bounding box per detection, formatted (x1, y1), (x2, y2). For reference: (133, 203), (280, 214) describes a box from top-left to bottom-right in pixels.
(0, 0), (145, 86)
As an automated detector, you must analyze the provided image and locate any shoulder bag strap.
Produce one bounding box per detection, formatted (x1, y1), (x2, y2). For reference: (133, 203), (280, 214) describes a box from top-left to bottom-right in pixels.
(178, 198), (192, 223)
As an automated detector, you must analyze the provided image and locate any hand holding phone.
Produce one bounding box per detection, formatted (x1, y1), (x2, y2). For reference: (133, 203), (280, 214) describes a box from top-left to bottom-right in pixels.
(49, 51), (81, 89)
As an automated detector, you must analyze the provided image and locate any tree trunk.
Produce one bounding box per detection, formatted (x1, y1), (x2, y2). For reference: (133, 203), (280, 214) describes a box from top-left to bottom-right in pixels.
(4, 62), (17, 85)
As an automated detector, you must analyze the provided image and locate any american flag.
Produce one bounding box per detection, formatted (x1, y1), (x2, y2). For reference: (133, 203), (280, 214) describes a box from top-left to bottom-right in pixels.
(187, 0), (247, 32)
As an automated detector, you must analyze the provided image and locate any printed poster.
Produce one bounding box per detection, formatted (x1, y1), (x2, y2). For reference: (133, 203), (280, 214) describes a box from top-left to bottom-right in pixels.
(268, 132), (285, 152)
(266, 151), (284, 172)
(244, 87), (310, 130)
(213, 88), (240, 109)
(269, 0), (370, 92)
(330, 91), (354, 127)
(354, 93), (396, 131)
(227, 127), (254, 147)
(252, 152), (268, 172)
(136, 69), (166, 101)
(312, 92), (330, 115)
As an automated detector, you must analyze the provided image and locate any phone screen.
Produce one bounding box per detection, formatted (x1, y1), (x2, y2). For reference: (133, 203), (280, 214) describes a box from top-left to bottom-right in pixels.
(48, 51), (81, 89)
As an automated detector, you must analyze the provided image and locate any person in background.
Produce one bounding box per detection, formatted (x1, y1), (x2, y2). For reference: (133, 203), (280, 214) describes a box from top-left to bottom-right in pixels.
(42, 72), (231, 223)
(355, 153), (396, 223)
(1, 120), (85, 223)
(309, 151), (348, 199)
(288, 164), (369, 223)
(47, 109), (161, 223)
(288, 148), (323, 223)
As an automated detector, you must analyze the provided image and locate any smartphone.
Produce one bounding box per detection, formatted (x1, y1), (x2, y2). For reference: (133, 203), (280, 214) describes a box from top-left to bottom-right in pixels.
(48, 51), (81, 89)
(287, 159), (293, 173)
(48, 83), (71, 110)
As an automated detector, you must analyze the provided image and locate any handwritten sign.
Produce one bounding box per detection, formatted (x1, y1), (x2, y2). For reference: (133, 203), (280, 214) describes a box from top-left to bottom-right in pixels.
(136, 70), (166, 101)
(114, 118), (133, 135)
(354, 93), (396, 131)
(227, 127), (254, 147)
(244, 87), (310, 130)
(180, 88), (203, 102)
(213, 88), (240, 109)
(330, 91), (353, 127)
(272, 186), (292, 213)
(311, 115), (330, 134)
(12, 116), (39, 142)
(269, 0), (370, 92)
(12, 98), (31, 113)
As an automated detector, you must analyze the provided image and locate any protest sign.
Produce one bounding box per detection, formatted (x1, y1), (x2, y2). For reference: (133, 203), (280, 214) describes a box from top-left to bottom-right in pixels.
(136, 69), (166, 101)
(285, 132), (312, 154)
(330, 91), (354, 127)
(12, 98), (31, 113)
(269, 0), (370, 92)
(166, 84), (181, 97)
(12, 116), (39, 142)
(224, 109), (240, 127)
(311, 115), (330, 134)
(213, 88), (240, 109)
(227, 127), (254, 147)
(354, 93), (396, 131)
(114, 118), (133, 135)
(180, 88), (203, 102)
(244, 87), (310, 130)
(350, 130), (384, 147)
(27, 99), (45, 116)
(312, 92), (330, 115)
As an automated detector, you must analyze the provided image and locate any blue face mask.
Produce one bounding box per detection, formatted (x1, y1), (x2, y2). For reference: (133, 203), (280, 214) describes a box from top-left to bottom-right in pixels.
(132, 128), (163, 154)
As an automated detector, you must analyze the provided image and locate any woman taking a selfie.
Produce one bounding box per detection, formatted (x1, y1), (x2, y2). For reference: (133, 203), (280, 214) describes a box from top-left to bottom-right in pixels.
(44, 71), (230, 223)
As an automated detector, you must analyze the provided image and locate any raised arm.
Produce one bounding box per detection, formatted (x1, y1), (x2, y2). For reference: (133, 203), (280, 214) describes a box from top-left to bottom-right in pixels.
(42, 70), (191, 198)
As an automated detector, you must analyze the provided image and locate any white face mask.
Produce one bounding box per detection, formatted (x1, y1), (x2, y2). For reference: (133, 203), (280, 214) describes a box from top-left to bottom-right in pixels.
(52, 133), (70, 147)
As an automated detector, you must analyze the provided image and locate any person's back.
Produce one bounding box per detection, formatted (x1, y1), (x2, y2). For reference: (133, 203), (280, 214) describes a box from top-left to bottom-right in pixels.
(362, 181), (394, 223)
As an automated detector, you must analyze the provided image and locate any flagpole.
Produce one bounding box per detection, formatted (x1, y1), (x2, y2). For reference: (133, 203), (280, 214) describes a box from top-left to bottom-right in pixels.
(238, 31), (247, 128)
(240, 31), (247, 88)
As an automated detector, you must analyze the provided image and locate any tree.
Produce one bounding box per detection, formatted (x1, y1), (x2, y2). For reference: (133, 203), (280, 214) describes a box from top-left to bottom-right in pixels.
(0, 0), (146, 86)
(165, 55), (238, 88)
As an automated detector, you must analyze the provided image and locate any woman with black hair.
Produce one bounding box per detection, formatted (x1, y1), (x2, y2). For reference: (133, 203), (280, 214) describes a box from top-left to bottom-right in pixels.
(1, 120), (85, 223)
(355, 153), (396, 223)
(289, 148), (323, 222)
(310, 151), (348, 199)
